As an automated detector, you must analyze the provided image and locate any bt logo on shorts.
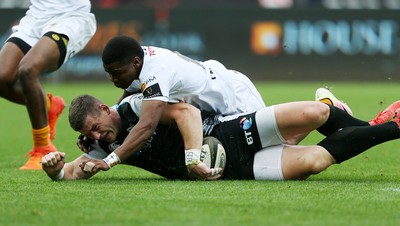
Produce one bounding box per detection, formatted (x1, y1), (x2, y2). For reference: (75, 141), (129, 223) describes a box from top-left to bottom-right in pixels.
(240, 117), (253, 145)
(240, 117), (252, 130)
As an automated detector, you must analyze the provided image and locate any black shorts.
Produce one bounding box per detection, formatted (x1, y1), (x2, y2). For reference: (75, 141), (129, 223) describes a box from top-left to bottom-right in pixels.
(210, 112), (263, 180)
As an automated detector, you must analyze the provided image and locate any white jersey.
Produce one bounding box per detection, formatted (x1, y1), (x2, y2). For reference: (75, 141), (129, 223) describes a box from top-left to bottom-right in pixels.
(27, 0), (92, 17)
(115, 93), (232, 135)
(113, 94), (143, 116)
(126, 46), (265, 115)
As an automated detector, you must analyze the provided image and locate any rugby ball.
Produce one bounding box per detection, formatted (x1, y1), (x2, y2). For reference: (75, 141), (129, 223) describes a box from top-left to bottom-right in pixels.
(201, 136), (226, 173)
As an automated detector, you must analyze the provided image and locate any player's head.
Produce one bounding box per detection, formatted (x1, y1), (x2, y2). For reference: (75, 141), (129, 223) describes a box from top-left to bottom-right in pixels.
(69, 95), (120, 142)
(102, 35), (144, 64)
(102, 35), (144, 89)
(69, 94), (103, 131)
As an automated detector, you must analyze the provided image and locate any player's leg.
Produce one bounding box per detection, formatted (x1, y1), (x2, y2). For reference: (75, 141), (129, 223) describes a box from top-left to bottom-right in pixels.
(258, 101), (370, 146)
(255, 122), (400, 180)
(0, 41), (26, 104)
(18, 33), (66, 170)
(252, 144), (334, 180)
(315, 87), (400, 126)
(280, 145), (334, 180)
(271, 101), (330, 144)
(284, 122), (400, 179)
(318, 122), (400, 163)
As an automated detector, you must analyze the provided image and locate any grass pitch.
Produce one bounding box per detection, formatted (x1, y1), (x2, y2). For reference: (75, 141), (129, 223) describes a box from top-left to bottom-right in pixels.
(1, 81), (400, 226)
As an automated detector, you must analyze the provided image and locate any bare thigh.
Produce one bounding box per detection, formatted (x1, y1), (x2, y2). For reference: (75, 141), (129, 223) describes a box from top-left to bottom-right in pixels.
(0, 42), (24, 83)
(274, 101), (330, 142)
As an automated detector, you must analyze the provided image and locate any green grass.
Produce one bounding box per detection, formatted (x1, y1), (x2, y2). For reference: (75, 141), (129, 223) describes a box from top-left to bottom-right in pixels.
(1, 81), (400, 226)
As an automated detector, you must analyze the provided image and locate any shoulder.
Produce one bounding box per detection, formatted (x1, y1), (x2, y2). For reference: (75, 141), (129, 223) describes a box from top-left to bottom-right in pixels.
(118, 93), (143, 116)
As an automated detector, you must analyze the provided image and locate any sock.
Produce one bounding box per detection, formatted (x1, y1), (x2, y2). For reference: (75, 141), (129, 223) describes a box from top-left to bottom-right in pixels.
(317, 105), (370, 136)
(318, 122), (400, 163)
(32, 126), (50, 147)
(319, 98), (333, 105)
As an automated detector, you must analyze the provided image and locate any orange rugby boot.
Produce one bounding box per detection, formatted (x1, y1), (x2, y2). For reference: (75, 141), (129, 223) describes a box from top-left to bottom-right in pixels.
(369, 100), (400, 125)
(19, 143), (58, 170)
(47, 93), (66, 141)
(391, 108), (400, 127)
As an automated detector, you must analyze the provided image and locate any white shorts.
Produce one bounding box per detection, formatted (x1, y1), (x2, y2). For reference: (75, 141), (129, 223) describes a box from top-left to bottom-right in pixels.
(230, 70), (266, 113)
(8, 11), (96, 63)
(255, 106), (286, 147)
(253, 145), (284, 180)
(253, 106), (285, 180)
(199, 60), (265, 115)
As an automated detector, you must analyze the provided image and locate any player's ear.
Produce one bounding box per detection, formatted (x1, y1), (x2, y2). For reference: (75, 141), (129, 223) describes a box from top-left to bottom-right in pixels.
(99, 104), (110, 114)
(132, 56), (142, 68)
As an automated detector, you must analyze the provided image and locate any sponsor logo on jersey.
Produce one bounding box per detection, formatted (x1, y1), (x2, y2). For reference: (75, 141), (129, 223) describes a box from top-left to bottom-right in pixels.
(108, 142), (121, 151)
(143, 83), (162, 98)
(142, 133), (154, 149)
(144, 76), (157, 85)
(127, 122), (135, 132)
(239, 117), (253, 145)
(141, 76), (157, 91)
(147, 46), (157, 56)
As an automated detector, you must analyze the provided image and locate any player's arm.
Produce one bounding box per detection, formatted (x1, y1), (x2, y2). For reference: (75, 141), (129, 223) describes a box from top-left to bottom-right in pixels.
(160, 102), (203, 150)
(116, 99), (166, 160)
(41, 152), (95, 181)
(160, 102), (222, 180)
(87, 99), (167, 172)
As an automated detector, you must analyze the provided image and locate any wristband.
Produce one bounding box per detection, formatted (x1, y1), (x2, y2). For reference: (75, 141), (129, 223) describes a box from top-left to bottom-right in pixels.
(103, 152), (121, 168)
(54, 169), (64, 181)
(185, 149), (201, 166)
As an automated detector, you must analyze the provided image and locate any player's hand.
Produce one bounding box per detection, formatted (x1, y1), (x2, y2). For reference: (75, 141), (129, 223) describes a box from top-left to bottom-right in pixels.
(188, 162), (222, 181)
(41, 152), (66, 169)
(79, 159), (110, 174)
(76, 134), (94, 153)
(41, 152), (66, 179)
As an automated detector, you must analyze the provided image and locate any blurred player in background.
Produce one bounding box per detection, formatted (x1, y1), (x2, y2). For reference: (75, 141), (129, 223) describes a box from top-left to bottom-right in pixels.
(0, 0), (96, 170)
(41, 92), (400, 181)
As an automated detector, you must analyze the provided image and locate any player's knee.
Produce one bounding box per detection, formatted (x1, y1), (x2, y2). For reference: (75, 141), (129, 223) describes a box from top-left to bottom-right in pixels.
(303, 102), (330, 124)
(18, 64), (38, 87)
(303, 148), (333, 174)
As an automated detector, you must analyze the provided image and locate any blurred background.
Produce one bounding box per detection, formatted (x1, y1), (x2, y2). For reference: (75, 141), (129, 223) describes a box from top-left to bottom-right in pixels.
(1, 0), (399, 82)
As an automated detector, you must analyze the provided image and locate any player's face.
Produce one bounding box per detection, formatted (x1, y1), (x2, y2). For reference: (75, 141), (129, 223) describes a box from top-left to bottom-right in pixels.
(104, 59), (140, 89)
(79, 111), (119, 143)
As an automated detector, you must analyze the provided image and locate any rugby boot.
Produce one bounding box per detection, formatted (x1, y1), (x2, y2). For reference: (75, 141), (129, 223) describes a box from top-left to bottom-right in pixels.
(369, 101), (400, 125)
(19, 143), (58, 170)
(315, 87), (353, 116)
(48, 93), (66, 141)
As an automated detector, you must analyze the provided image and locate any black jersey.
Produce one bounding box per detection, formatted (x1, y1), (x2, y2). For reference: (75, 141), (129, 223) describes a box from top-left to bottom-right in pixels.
(98, 102), (189, 180)
(98, 103), (263, 180)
